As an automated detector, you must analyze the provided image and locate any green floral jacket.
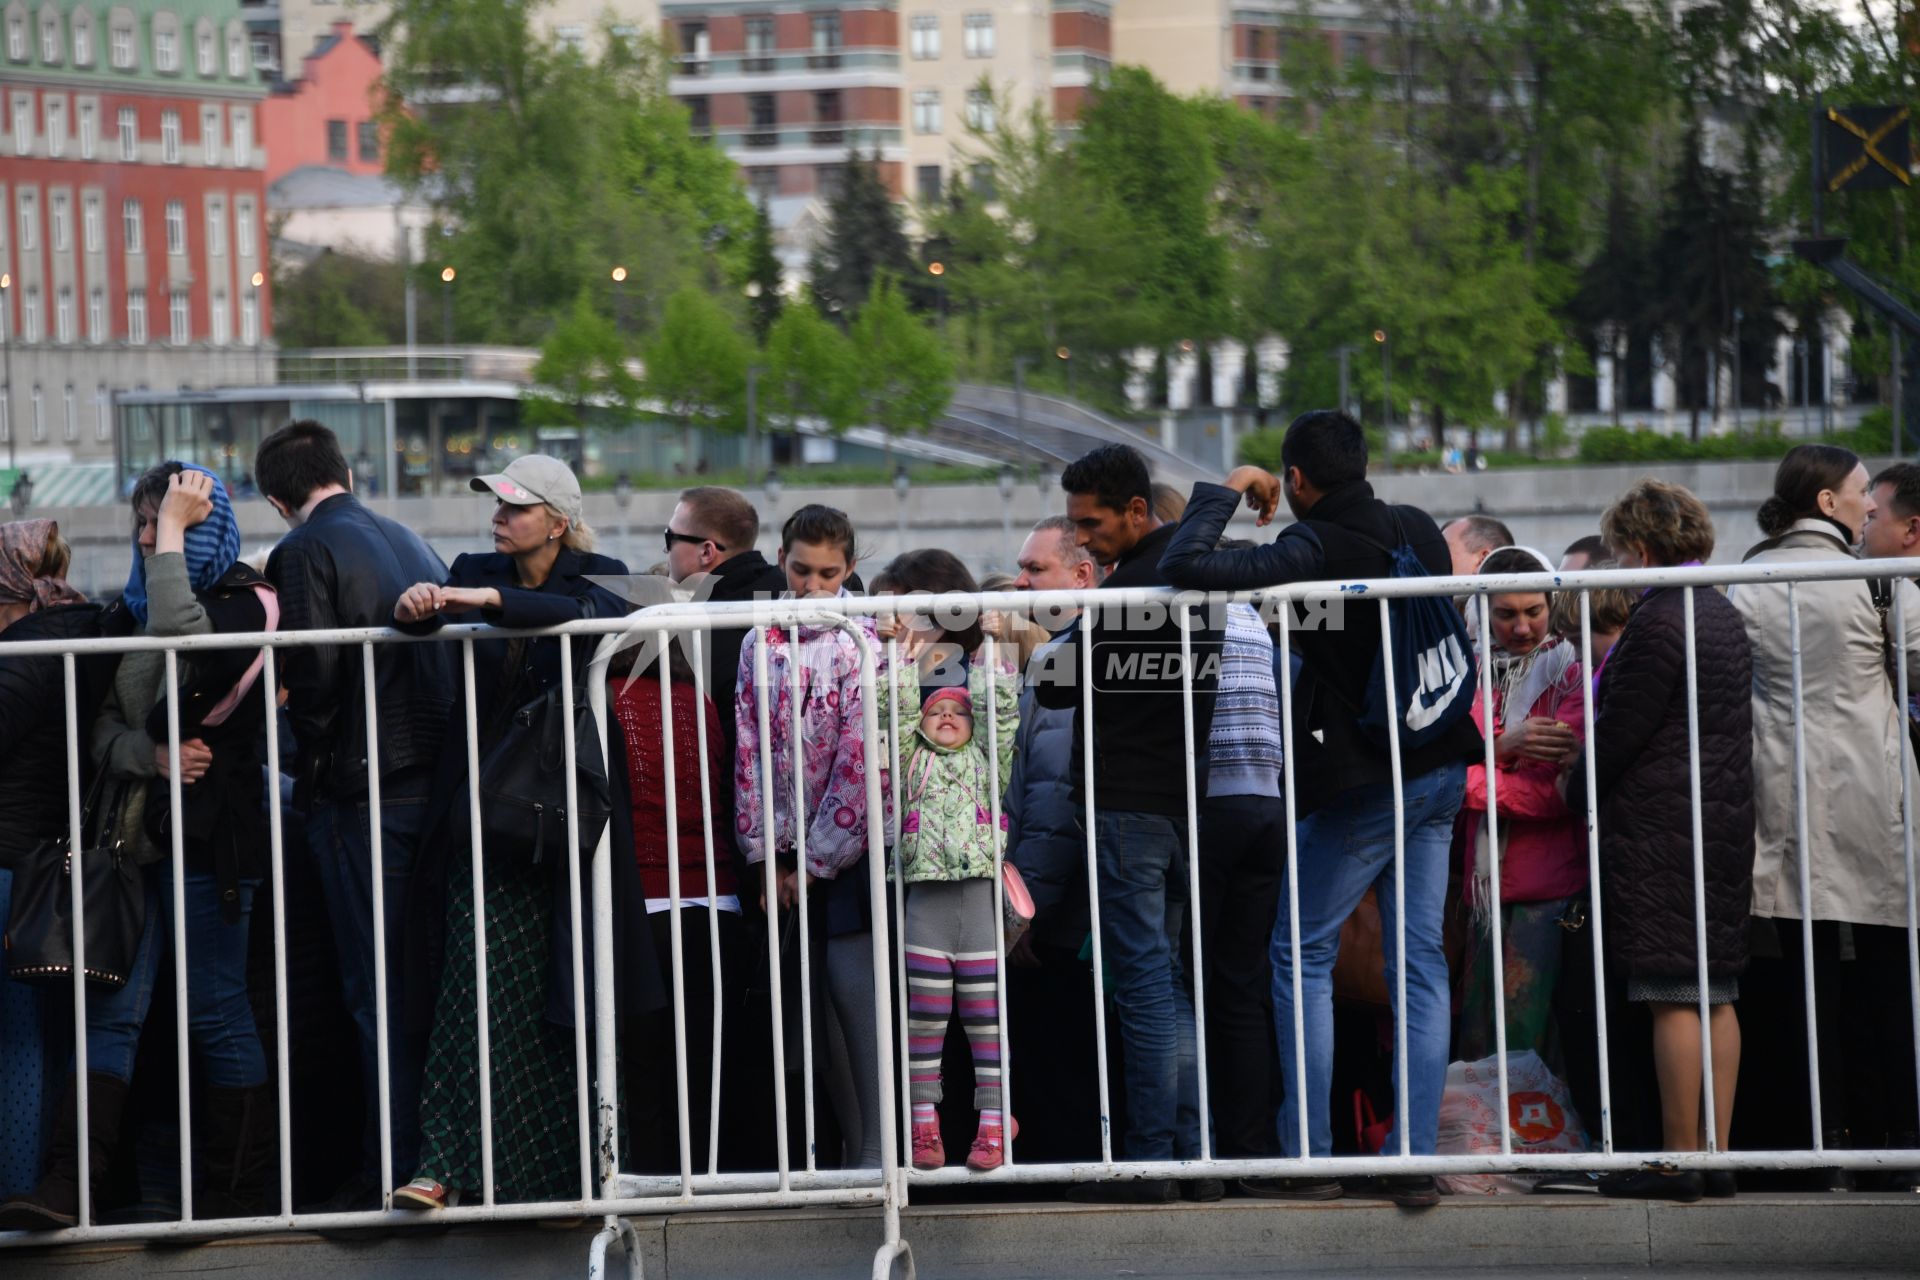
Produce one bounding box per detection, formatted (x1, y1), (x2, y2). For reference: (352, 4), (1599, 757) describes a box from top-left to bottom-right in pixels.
(877, 656), (1020, 884)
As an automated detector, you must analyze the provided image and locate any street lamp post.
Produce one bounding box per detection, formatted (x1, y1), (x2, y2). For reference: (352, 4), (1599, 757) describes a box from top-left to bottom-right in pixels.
(610, 265), (628, 334)
(1795, 334), (1810, 437)
(251, 271), (266, 386)
(613, 470), (634, 562)
(1013, 355), (1032, 439)
(893, 465), (911, 548)
(440, 266), (456, 346)
(997, 463), (1015, 546)
(1373, 329), (1393, 471)
(0, 272), (13, 475)
(1336, 344), (1356, 419)
(1056, 346), (1073, 399)
(1732, 307), (1743, 434)
(928, 261), (946, 334)
(746, 363), (764, 475)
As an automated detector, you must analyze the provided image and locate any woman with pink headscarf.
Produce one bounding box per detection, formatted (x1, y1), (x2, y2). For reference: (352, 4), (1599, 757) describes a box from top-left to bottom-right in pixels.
(0, 520), (108, 1201)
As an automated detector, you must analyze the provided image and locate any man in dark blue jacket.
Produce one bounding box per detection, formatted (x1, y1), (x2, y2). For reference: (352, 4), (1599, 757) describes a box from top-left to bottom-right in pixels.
(1034, 445), (1221, 1202)
(1160, 410), (1478, 1209)
(257, 420), (453, 1206)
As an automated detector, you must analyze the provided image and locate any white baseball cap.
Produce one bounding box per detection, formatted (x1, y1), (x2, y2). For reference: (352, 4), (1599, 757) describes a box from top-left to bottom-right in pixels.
(470, 454), (583, 526)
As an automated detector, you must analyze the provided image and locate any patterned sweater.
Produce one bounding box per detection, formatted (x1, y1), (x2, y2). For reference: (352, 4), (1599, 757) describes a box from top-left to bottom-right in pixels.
(1206, 602), (1283, 799)
(877, 656), (1019, 884)
(733, 601), (890, 880)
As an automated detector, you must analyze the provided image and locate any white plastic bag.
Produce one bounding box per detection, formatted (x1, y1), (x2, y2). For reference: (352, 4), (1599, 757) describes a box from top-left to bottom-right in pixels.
(1434, 1050), (1589, 1195)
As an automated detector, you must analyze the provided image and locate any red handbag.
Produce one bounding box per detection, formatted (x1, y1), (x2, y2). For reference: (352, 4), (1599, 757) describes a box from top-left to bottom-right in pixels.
(1353, 1089), (1392, 1154)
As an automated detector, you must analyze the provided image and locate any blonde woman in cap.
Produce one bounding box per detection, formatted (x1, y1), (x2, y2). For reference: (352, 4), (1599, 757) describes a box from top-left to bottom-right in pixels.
(388, 455), (636, 1209)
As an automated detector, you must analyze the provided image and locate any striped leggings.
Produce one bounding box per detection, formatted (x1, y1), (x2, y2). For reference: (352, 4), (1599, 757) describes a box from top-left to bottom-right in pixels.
(903, 877), (1001, 1110)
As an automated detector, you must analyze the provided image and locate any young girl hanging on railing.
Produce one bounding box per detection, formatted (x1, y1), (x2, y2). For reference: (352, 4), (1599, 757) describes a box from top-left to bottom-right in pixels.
(877, 625), (1019, 1172)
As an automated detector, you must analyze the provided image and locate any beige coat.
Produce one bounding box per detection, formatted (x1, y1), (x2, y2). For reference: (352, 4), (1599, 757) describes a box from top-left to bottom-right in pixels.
(1729, 519), (1920, 928)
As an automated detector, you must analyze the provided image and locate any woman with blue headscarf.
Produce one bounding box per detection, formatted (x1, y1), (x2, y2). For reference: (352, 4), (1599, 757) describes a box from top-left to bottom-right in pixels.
(0, 463), (280, 1230)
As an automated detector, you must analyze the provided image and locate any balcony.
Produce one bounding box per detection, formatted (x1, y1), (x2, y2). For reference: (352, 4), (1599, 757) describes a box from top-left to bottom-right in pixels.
(811, 125), (845, 145)
(743, 54), (775, 73)
(806, 51), (843, 70)
(676, 55), (709, 76)
(744, 129), (778, 148)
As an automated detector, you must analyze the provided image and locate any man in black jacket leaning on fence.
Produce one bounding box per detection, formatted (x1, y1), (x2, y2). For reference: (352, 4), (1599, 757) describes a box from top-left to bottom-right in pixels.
(258, 420), (454, 1207)
(1160, 410), (1479, 1208)
(1033, 444), (1222, 1203)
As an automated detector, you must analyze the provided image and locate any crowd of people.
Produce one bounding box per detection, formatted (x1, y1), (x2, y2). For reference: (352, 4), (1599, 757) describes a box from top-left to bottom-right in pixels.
(1, 411), (1918, 1230)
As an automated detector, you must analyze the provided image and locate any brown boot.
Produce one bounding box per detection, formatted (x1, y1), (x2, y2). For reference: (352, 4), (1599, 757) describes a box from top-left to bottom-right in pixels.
(0, 1073), (129, 1230)
(197, 1085), (279, 1219)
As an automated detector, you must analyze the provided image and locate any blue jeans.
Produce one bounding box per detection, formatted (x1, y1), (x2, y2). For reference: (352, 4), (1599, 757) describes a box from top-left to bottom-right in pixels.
(305, 779), (432, 1178)
(1273, 763), (1465, 1159)
(88, 867), (266, 1089)
(1093, 809), (1201, 1162)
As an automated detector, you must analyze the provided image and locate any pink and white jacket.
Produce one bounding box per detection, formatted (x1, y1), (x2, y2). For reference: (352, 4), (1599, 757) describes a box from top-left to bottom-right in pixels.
(733, 601), (891, 880)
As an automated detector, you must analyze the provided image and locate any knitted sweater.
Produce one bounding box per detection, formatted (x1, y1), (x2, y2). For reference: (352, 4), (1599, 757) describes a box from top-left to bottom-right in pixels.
(1206, 602), (1283, 799)
(877, 656), (1019, 884)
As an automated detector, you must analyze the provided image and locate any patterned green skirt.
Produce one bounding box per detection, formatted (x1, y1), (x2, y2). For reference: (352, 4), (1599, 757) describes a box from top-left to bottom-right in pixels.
(415, 851), (584, 1203)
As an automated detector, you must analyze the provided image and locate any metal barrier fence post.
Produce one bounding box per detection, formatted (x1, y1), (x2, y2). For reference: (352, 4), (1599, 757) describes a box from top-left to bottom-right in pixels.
(1476, 593), (1513, 1154)
(1787, 585), (1825, 1148)
(163, 649), (193, 1220)
(1577, 592), (1615, 1153)
(1374, 598), (1411, 1157)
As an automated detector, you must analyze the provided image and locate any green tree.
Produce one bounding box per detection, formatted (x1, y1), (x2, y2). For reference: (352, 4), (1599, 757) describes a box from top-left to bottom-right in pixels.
(643, 288), (751, 452)
(764, 302), (862, 459)
(851, 276), (954, 456)
(525, 291), (639, 426)
(744, 198), (785, 344)
(271, 249), (406, 347)
(808, 150), (917, 320)
(378, 7), (754, 345)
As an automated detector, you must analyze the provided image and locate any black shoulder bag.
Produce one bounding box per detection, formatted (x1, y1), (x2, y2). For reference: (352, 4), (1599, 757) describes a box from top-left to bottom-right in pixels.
(4, 771), (146, 988)
(475, 678), (613, 867)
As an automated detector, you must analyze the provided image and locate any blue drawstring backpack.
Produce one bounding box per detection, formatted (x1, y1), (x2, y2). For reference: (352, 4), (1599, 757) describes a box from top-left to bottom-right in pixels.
(1349, 509), (1474, 752)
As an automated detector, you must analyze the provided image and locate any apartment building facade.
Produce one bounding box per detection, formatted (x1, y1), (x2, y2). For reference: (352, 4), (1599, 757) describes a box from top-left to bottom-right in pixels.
(1, 0), (271, 462)
(1111, 0), (1385, 114)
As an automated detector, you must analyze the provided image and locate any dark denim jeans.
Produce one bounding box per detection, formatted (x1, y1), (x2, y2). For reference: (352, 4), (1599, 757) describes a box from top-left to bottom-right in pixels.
(1273, 762), (1465, 1158)
(1092, 808), (1201, 1163)
(305, 775), (432, 1179)
(88, 867), (266, 1089)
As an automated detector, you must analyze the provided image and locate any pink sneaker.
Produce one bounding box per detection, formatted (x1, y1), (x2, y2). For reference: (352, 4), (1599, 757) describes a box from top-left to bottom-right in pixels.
(966, 1115), (1018, 1172)
(911, 1120), (945, 1170)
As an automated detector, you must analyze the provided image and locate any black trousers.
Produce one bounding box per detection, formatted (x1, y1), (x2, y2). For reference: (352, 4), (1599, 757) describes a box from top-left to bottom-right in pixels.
(1003, 939), (1104, 1164)
(627, 907), (751, 1175)
(1192, 794), (1286, 1157)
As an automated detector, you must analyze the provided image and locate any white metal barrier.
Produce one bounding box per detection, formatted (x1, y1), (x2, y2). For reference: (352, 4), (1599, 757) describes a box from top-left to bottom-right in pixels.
(1, 557), (1918, 1277)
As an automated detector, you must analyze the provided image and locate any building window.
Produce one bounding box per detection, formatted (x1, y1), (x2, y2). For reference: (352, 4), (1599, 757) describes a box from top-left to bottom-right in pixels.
(676, 19), (708, 70)
(87, 287), (102, 341)
(236, 197), (254, 256)
(813, 88), (842, 142)
(809, 13), (841, 67)
(201, 104), (219, 163)
(963, 13), (994, 58)
(231, 108), (250, 164)
(77, 99), (93, 157)
(82, 192), (100, 250)
(965, 86), (994, 132)
(44, 95), (63, 156)
(743, 16), (772, 71)
(241, 291), (257, 345)
(50, 191), (68, 250)
(916, 163), (942, 202)
(554, 23), (585, 52)
(909, 14), (938, 59)
(30, 384), (42, 440)
(226, 25), (243, 77)
(54, 287), (71, 343)
(117, 105), (135, 159)
(196, 20), (214, 74)
(6, 11), (24, 60)
(814, 164), (846, 200)
(62, 384), (75, 441)
(22, 287), (39, 341)
(71, 11), (89, 64)
(164, 199), (185, 254)
(168, 289), (188, 344)
(685, 94), (710, 132)
(1342, 33), (1366, 65)
(95, 383), (109, 440)
(747, 167), (778, 201)
(122, 197), (142, 253)
(206, 200), (224, 255)
(746, 93), (775, 146)
(912, 89), (940, 135)
(160, 109), (180, 162)
(969, 161), (996, 200)
(154, 27), (176, 72)
(109, 20), (131, 68)
(211, 290), (228, 344)
(127, 289), (146, 343)
(357, 119), (378, 161)
(16, 188), (36, 252)
(12, 91), (31, 155)
(39, 11), (58, 63)
(326, 118), (347, 161)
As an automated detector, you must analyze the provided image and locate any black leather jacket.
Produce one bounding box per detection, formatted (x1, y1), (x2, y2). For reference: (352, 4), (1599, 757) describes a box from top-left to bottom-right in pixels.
(0, 602), (112, 867)
(265, 492), (454, 801)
